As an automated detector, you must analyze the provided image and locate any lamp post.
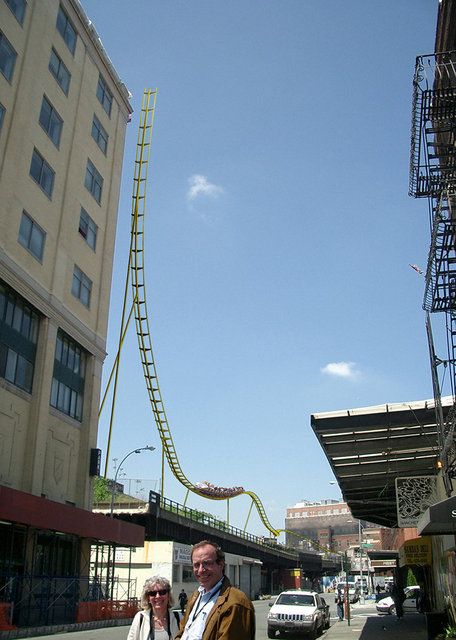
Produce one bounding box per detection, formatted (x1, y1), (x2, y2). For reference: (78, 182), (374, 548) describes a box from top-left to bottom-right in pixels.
(358, 520), (364, 604)
(110, 445), (155, 516)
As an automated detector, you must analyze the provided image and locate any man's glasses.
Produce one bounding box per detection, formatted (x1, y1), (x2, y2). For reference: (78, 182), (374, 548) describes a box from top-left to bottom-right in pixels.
(147, 589), (169, 597)
(192, 560), (218, 571)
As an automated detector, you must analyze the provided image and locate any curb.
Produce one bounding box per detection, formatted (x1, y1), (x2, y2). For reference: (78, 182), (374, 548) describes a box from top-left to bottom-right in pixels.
(0, 618), (132, 640)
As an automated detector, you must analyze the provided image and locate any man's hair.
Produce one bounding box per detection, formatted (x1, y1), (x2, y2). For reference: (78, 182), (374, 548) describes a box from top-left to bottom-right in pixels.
(191, 540), (225, 564)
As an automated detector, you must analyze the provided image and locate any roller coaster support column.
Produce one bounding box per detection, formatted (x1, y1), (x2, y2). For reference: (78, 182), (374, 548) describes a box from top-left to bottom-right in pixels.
(244, 499), (254, 532)
(161, 444), (165, 506)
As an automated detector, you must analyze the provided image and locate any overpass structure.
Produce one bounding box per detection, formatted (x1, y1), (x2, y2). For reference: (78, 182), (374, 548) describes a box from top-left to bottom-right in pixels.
(109, 492), (340, 591)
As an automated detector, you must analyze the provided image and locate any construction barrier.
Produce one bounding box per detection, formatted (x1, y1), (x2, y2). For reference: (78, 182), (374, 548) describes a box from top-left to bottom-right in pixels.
(0, 602), (16, 630)
(76, 600), (138, 622)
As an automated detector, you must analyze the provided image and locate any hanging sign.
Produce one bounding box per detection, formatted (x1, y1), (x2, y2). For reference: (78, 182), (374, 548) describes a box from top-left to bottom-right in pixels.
(395, 476), (439, 527)
(398, 536), (432, 567)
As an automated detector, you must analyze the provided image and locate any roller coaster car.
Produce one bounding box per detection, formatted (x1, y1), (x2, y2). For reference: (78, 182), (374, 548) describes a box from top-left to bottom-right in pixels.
(195, 483), (244, 498)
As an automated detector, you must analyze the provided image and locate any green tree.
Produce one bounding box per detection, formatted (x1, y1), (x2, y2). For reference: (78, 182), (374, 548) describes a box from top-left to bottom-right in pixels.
(406, 567), (417, 586)
(93, 476), (110, 503)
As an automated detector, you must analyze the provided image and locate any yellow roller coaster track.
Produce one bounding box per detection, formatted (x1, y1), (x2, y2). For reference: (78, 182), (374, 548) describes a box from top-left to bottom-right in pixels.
(126, 89), (280, 537)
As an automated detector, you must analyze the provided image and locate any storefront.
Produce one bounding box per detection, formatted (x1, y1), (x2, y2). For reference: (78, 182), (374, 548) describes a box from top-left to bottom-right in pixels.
(0, 485), (144, 627)
(417, 496), (456, 636)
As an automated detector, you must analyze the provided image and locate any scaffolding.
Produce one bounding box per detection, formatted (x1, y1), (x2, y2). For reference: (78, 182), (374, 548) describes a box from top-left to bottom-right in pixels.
(0, 527), (137, 628)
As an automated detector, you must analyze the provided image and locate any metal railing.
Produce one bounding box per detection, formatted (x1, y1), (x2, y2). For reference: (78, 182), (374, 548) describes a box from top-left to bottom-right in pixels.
(155, 493), (300, 558)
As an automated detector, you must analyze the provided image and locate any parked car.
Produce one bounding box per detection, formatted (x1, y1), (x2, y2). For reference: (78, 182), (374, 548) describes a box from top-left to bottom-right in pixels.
(267, 590), (326, 639)
(376, 585), (422, 615)
(320, 596), (331, 630)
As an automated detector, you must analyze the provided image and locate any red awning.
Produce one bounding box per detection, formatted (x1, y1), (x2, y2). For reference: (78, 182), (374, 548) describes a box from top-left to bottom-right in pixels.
(0, 485), (144, 546)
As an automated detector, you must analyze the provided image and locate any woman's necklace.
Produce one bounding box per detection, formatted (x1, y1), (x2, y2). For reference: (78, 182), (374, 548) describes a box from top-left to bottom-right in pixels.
(153, 615), (167, 630)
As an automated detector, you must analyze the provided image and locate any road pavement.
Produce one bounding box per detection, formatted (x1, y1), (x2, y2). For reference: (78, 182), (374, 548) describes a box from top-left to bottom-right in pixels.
(6, 596), (427, 640)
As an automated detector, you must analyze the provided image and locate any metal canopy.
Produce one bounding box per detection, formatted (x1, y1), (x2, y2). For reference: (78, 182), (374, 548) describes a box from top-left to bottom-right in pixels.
(417, 495), (456, 535)
(311, 398), (453, 528)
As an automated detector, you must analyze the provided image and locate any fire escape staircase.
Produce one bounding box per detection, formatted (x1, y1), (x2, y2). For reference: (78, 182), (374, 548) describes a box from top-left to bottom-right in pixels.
(410, 52), (456, 489)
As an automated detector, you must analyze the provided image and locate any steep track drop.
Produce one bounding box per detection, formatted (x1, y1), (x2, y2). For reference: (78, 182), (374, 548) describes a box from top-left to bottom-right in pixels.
(129, 90), (280, 537)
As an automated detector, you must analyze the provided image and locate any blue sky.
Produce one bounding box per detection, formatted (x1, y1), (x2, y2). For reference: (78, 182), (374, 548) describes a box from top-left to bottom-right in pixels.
(81, 0), (440, 537)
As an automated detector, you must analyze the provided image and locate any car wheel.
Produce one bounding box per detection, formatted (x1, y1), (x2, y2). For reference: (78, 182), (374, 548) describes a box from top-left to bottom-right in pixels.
(267, 627), (276, 639)
(308, 627), (317, 640)
(325, 618), (331, 630)
(388, 605), (396, 615)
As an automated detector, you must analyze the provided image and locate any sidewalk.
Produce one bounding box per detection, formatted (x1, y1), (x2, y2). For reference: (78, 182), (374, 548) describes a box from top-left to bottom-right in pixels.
(326, 603), (427, 640)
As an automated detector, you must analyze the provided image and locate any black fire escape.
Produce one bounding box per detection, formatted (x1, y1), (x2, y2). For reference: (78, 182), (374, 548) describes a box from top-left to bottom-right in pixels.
(409, 51), (456, 491)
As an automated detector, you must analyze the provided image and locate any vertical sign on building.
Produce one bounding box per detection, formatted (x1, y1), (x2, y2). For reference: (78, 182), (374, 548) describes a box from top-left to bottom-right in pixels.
(395, 476), (439, 527)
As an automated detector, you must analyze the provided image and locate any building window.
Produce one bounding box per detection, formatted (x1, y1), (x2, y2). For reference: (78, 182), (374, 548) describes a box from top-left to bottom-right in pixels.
(18, 211), (45, 261)
(78, 207), (97, 251)
(4, 0), (26, 24)
(39, 96), (63, 147)
(0, 104), (5, 130)
(71, 265), (92, 307)
(84, 159), (103, 204)
(91, 114), (108, 154)
(182, 566), (194, 582)
(49, 48), (71, 95)
(50, 331), (85, 421)
(56, 5), (76, 55)
(35, 532), (79, 575)
(0, 281), (39, 393)
(0, 31), (17, 82)
(96, 75), (112, 116)
(30, 149), (55, 198)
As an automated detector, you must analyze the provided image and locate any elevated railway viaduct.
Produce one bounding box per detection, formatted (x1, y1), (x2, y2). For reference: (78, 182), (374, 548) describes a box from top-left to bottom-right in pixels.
(115, 492), (340, 592)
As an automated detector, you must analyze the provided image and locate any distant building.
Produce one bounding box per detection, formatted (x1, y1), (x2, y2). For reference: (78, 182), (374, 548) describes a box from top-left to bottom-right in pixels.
(285, 499), (381, 554)
(0, 0), (142, 627)
(113, 541), (262, 602)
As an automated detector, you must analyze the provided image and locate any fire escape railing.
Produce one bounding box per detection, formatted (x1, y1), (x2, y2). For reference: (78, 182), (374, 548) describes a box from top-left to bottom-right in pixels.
(410, 51), (456, 491)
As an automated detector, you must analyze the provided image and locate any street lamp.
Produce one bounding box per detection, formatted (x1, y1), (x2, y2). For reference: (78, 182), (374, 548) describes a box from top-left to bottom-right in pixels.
(110, 445), (155, 516)
(346, 518), (366, 601)
(358, 520), (364, 604)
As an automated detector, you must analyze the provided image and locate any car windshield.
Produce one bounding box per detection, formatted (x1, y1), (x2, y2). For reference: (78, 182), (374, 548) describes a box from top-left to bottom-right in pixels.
(276, 594), (315, 606)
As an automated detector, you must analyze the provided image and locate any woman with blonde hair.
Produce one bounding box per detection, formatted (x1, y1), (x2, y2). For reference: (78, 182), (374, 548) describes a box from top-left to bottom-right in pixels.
(128, 576), (180, 640)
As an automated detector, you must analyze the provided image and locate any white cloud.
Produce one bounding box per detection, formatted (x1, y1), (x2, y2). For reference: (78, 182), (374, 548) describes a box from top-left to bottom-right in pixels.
(321, 361), (358, 379)
(187, 174), (224, 201)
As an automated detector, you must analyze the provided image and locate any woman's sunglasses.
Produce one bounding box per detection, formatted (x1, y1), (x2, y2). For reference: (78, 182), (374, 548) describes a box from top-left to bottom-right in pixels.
(147, 589), (169, 597)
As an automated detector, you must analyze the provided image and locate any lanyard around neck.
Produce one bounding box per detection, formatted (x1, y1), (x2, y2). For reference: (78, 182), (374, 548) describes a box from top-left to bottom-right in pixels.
(191, 585), (222, 624)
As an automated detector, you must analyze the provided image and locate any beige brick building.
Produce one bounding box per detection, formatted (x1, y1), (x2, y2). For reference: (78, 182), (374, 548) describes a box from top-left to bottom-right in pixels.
(0, 0), (143, 626)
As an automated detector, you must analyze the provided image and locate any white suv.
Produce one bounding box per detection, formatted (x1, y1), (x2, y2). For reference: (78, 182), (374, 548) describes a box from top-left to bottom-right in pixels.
(267, 590), (325, 639)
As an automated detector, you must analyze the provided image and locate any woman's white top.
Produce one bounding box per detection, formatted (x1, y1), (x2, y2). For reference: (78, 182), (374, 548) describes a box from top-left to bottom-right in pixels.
(127, 608), (180, 640)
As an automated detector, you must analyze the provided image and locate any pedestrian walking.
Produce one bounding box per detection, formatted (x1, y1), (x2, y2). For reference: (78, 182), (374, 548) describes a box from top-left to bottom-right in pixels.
(391, 583), (405, 620)
(178, 589), (188, 614)
(175, 539), (255, 640)
(335, 589), (344, 621)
